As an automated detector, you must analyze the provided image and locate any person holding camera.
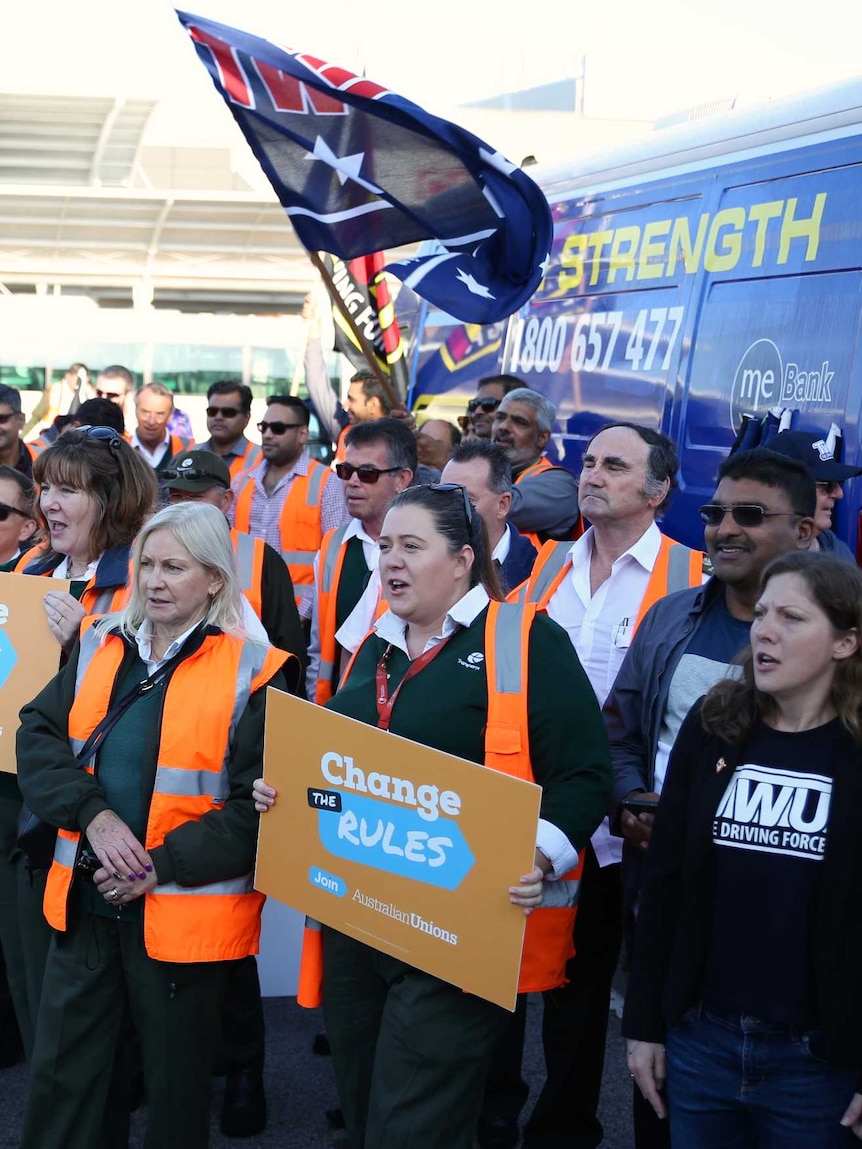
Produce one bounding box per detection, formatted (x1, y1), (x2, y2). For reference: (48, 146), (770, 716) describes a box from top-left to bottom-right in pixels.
(16, 503), (291, 1149)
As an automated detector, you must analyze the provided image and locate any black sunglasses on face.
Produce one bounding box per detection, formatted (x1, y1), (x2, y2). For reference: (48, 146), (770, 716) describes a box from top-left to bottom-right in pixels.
(815, 480), (841, 495)
(335, 462), (402, 484)
(699, 504), (801, 528)
(0, 501), (30, 522)
(466, 397), (501, 414)
(0, 412), (20, 425)
(257, 421), (304, 435)
(95, 389), (125, 401)
(428, 482), (474, 528)
(207, 405), (244, 419)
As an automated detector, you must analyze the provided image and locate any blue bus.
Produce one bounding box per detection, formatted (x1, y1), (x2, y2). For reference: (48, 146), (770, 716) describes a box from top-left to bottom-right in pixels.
(406, 76), (862, 555)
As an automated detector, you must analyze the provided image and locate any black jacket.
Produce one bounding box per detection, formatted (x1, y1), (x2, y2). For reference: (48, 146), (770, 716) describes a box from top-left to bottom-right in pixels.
(499, 526), (538, 594)
(623, 701), (862, 1072)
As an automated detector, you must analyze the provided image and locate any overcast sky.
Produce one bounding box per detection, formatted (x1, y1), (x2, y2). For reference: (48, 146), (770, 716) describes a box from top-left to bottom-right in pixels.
(3, 0), (860, 121)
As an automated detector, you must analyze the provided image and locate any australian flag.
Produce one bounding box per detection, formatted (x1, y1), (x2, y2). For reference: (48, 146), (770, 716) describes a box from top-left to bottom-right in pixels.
(177, 11), (553, 324)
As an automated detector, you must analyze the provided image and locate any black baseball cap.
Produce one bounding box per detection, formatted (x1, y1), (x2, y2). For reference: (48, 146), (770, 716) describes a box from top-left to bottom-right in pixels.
(767, 431), (862, 483)
(163, 449), (231, 491)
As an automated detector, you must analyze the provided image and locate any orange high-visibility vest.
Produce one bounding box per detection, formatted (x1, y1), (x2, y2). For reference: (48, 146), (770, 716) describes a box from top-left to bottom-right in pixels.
(194, 440), (263, 485)
(43, 620), (288, 963)
(233, 459), (333, 606)
(230, 529), (265, 622)
(514, 456), (584, 552)
(512, 532), (704, 632)
(334, 425), (351, 464)
(313, 524), (388, 706)
(14, 546), (133, 616)
(296, 598), (586, 1007)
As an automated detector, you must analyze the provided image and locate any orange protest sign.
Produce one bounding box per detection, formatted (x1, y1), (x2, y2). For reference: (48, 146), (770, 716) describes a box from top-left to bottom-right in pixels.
(0, 571), (68, 773)
(255, 689), (541, 1011)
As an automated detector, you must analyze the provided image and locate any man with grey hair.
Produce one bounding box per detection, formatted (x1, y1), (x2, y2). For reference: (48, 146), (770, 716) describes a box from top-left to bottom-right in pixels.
(132, 383), (192, 473)
(491, 387), (580, 547)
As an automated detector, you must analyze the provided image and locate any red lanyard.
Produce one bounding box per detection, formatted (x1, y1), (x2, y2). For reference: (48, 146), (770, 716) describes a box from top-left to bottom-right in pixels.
(375, 638), (451, 731)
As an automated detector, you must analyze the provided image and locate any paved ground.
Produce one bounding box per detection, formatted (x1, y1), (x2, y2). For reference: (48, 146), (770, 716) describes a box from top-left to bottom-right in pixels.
(0, 993), (636, 1147)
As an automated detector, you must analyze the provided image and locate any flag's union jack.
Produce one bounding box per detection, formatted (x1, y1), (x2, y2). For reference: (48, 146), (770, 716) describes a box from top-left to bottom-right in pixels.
(177, 10), (552, 324)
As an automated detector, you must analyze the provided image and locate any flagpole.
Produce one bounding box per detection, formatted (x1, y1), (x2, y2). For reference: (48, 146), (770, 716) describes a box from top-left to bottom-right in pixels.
(308, 251), (402, 411)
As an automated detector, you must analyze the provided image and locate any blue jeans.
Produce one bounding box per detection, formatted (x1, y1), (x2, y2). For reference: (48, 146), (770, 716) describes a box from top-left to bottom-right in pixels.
(665, 1005), (858, 1148)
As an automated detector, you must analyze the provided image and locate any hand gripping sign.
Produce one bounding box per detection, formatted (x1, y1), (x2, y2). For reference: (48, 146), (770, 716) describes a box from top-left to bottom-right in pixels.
(255, 690), (541, 1010)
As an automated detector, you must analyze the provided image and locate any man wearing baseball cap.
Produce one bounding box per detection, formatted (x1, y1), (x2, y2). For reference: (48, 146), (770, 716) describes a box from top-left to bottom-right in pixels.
(767, 430), (862, 562)
(162, 448), (305, 1137)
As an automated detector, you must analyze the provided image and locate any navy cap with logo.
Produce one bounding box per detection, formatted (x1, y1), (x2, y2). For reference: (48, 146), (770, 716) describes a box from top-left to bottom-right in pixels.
(767, 431), (862, 483)
(162, 449), (231, 492)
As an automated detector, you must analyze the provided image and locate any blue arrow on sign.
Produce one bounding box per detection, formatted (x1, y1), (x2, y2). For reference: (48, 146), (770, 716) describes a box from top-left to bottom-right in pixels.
(0, 630), (18, 689)
(317, 793), (474, 890)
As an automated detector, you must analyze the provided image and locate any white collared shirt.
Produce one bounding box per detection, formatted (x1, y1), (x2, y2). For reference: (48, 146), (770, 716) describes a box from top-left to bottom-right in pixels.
(491, 524), (512, 565)
(131, 429), (171, 469)
(546, 521), (663, 868)
(374, 583), (577, 879)
(52, 556), (100, 582)
(135, 618), (204, 676)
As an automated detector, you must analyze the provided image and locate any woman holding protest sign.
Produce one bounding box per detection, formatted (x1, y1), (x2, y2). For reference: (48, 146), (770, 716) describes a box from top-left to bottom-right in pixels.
(16, 503), (291, 1149)
(625, 552), (862, 1147)
(254, 482), (611, 1149)
(0, 427), (157, 1063)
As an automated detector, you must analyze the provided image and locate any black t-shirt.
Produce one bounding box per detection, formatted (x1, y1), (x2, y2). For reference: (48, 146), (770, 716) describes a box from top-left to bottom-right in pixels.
(703, 718), (838, 1026)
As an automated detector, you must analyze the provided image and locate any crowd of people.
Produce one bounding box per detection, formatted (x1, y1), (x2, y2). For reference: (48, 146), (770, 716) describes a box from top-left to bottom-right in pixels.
(0, 351), (860, 1149)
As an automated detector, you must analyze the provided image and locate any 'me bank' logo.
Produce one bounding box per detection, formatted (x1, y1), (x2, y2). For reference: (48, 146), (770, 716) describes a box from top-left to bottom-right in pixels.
(728, 339), (834, 431)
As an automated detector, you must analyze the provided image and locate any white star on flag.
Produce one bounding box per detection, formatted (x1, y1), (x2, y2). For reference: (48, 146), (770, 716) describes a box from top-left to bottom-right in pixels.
(539, 253), (552, 275)
(305, 136), (383, 194)
(456, 268), (495, 299)
(478, 147), (519, 176)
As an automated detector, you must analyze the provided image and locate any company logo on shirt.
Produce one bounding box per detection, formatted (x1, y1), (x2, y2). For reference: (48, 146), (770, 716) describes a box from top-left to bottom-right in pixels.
(713, 764), (831, 861)
(457, 652), (485, 671)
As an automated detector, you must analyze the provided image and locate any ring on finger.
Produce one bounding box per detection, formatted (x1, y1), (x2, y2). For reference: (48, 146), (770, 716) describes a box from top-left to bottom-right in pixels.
(107, 887), (120, 901)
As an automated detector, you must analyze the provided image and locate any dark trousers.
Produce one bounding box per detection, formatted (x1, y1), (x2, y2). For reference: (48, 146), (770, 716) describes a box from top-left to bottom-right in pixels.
(221, 953), (265, 1075)
(0, 793), (52, 1058)
(21, 909), (228, 1149)
(322, 926), (510, 1149)
(481, 847), (623, 1148)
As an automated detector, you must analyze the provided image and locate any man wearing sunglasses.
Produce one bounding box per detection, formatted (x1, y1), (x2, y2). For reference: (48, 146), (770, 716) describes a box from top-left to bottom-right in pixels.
(765, 429), (862, 563)
(231, 395), (349, 611)
(459, 375), (522, 441)
(306, 419), (416, 704)
(603, 448), (816, 1149)
(194, 381), (262, 483)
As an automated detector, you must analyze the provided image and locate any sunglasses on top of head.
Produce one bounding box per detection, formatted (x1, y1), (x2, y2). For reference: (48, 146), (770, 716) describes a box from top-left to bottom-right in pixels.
(335, 462), (402, 484)
(698, 503), (801, 528)
(76, 425), (125, 451)
(428, 482), (474, 528)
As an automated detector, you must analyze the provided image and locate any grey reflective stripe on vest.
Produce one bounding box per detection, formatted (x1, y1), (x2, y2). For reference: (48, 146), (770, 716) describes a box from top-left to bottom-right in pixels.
(320, 525), (350, 595)
(156, 872), (255, 897)
(491, 601), (527, 695)
(233, 531), (257, 595)
(305, 462), (327, 506)
(282, 550), (315, 568)
(526, 542), (571, 605)
(89, 588), (118, 615)
(54, 835), (78, 868)
(538, 878), (581, 909)
(666, 543), (696, 593)
(153, 766), (230, 800)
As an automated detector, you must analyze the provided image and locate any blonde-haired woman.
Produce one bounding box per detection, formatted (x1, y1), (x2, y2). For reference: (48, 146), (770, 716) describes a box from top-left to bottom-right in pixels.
(16, 502), (293, 1149)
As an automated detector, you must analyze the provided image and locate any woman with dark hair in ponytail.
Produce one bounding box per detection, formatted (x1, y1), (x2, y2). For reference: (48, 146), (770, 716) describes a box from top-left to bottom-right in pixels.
(255, 483), (611, 1149)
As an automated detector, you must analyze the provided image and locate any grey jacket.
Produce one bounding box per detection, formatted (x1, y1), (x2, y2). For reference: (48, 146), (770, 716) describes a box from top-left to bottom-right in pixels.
(603, 576), (729, 815)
